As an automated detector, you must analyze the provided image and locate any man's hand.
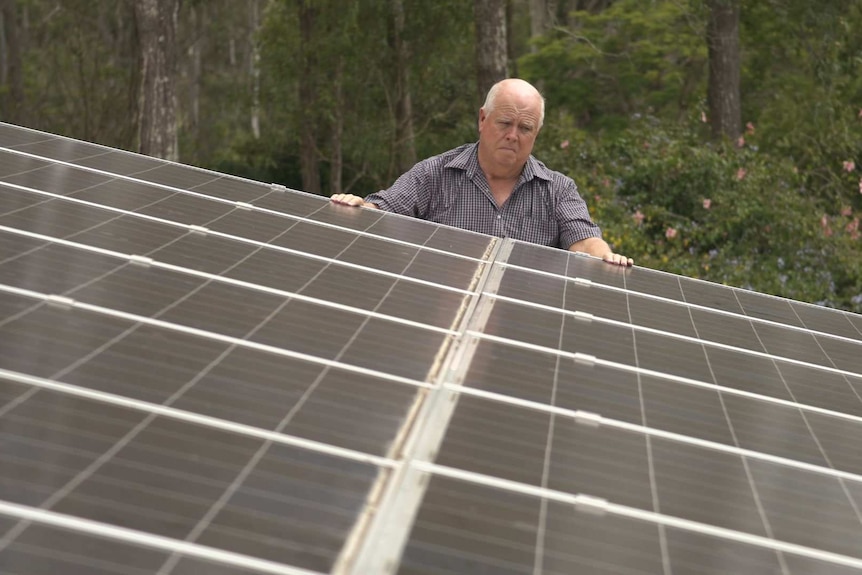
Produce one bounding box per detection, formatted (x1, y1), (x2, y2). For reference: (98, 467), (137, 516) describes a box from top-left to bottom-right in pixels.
(601, 251), (634, 267)
(569, 237), (634, 267)
(330, 194), (377, 208)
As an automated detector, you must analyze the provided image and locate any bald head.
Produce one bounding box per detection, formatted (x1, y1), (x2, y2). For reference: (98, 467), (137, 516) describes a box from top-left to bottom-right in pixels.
(482, 79), (546, 129)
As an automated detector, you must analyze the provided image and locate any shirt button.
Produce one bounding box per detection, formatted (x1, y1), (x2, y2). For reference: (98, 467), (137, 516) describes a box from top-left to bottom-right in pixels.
(497, 215), (502, 219)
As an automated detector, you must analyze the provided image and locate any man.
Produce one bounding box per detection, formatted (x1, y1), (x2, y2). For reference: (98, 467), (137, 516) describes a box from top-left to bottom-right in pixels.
(331, 78), (633, 266)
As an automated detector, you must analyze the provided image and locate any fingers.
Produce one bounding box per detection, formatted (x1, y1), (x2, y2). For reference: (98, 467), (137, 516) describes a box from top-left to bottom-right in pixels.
(602, 253), (634, 267)
(330, 193), (365, 207)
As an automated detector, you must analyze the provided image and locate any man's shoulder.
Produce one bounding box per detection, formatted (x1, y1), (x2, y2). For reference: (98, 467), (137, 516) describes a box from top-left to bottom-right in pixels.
(419, 142), (477, 171)
(527, 155), (568, 180)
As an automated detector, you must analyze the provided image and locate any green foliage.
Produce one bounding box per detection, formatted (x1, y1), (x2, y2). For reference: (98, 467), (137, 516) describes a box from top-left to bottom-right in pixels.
(22, 0), (137, 148)
(740, 0), (862, 209)
(254, 0), (476, 193)
(8, 0), (862, 310)
(535, 116), (862, 312)
(520, 0), (708, 132)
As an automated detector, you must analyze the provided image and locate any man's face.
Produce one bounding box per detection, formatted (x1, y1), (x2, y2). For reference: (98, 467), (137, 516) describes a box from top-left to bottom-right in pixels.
(478, 89), (542, 175)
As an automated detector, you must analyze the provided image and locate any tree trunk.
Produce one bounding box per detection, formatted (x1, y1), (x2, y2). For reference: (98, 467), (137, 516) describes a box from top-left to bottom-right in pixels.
(0, 0), (24, 124)
(474, 0), (508, 102)
(330, 58), (344, 195)
(249, 0), (262, 140)
(529, 0), (556, 50)
(298, 0), (320, 194)
(706, 0), (741, 141)
(391, 0), (416, 174)
(134, 0), (179, 161)
(187, 4), (202, 141)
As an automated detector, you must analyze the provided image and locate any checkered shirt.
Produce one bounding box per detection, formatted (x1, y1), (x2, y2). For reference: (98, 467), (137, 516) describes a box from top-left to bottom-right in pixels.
(364, 143), (602, 249)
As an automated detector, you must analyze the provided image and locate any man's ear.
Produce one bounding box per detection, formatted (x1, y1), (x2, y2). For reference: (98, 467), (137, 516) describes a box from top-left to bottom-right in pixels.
(478, 108), (487, 132)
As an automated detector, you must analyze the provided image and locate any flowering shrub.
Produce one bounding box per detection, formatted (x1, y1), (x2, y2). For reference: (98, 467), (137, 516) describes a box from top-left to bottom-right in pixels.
(536, 115), (862, 312)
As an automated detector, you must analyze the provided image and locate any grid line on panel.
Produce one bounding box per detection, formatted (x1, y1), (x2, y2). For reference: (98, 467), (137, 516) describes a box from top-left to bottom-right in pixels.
(157, 225), (453, 575)
(501, 261), (862, 347)
(531, 254), (568, 575)
(411, 460), (862, 572)
(623, 271), (672, 575)
(0, 283), (426, 388)
(0, 221), (444, 567)
(0, 368), (396, 468)
(677, 276), (792, 574)
(560, 249), (862, 336)
(0, 146), (484, 263)
(0, 500), (324, 575)
(442, 381), (862, 485)
(2, 241), (321, 552)
(2, 184), (473, 295)
(467, 330), (862, 436)
(342, 240), (508, 575)
(0, 183), (193, 268)
(486, 291), (862, 382)
(741, 304), (862, 529)
(0, 124), (233, 182)
(0, 225), (458, 337)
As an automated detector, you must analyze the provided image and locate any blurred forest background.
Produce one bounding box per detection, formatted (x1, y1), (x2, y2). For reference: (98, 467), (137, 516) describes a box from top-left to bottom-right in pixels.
(1, 0), (860, 311)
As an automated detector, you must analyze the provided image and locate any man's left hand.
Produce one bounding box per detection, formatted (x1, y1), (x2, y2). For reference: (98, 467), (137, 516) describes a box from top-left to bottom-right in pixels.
(602, 252), (634, 267)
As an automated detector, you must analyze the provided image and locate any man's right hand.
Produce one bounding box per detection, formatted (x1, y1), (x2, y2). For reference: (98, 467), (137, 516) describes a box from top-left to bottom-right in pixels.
(330, 194), (377, 208)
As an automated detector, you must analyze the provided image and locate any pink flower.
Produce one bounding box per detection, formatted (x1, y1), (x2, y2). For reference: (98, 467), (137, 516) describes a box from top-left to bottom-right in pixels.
(632, 210), (645, 224)
(594, 194), (602, 202)
(560, 140), (570, 149)
(746, 122), (755, 135)
(736, 136), (745, 148)
(841, 206), (853, 217)
(843, 160), (856, 172)
(859, 177), (862, 194)
(736, 168), (747, 181)
(702, 198), (712, 209)
(821, 214), (830, 228)
(847, 218), (860, 233)
(665, 227), (678, 239)
(701, 111), (708, 123)
(602, 178), (611, 188)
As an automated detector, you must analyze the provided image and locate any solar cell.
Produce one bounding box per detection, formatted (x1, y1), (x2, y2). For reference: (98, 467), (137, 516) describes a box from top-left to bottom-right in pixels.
(2, 122), (862, 574)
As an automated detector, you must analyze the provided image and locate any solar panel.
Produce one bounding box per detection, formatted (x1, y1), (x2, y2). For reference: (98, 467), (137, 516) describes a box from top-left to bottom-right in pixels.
(1, 122), (861, 575)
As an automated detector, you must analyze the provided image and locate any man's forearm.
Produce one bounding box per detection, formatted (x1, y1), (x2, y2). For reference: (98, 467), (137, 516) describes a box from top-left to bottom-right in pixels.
(569, 236), (612, 257)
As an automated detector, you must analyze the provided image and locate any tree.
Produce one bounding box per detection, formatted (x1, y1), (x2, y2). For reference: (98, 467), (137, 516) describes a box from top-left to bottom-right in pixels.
(528, 0), (555, 51)
(474, 0), (507, 101)
(134, 0), (180, 161)
(390, 0), (416, 175)
(706, 0), (741, 140)
(519, 0), (707, 131)
(0, 0), (25, 124)
(297, 0), (321, 194)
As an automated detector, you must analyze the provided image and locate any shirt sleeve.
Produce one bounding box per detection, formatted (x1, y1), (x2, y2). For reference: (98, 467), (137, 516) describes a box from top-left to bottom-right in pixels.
(555, 176), (603, 249)
(363, 160), (432, 217)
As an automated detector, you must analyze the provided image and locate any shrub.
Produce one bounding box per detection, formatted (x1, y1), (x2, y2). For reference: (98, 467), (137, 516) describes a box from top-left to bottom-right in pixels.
(536, 115), (862, 312)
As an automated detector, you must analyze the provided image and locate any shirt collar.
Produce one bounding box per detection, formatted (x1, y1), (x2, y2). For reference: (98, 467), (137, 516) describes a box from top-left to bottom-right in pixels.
(445, 142), (553, 182)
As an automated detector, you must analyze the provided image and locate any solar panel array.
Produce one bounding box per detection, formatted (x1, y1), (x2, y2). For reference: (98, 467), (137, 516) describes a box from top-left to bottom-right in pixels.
(1, 122), (861, 575)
